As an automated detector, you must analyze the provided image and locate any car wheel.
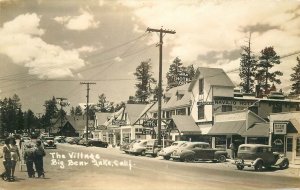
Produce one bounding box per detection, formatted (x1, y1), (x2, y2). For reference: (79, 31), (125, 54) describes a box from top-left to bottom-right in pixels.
(184, 155), (194, 162)
(141, 150), (146, 156)
(254, 161), (263, 172)
(218, 155), (226, 163)
(163, 156), (170, 160)
(237, 165), (244, 170)
(279, 159), (289, 169)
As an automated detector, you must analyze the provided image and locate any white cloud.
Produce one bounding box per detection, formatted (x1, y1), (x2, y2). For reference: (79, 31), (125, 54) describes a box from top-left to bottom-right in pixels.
(77, 46), (97, 53)
(120, 0), (300, 90)
(54, 9), (100, 31)
(0, 13), (86, 79)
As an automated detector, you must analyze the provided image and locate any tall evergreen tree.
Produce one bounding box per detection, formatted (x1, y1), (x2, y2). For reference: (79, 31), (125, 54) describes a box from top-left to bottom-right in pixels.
(41, 96), (58, 131)
(239, 35), (257, 93)
(257, 46), (282, 93)
(166, 57), (194, 90)
(97, 93), (114, 112)
(290, 57), (300, 94)
(134, 59), (156, 103)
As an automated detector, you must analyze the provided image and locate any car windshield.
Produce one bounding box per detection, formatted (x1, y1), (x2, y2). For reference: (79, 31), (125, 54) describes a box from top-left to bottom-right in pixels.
(172, 142), (178, 146)
(181, 143), (192, 147)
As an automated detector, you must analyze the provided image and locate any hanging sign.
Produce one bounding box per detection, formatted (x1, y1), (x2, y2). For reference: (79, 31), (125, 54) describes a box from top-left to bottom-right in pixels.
(273, 122), (287, 135)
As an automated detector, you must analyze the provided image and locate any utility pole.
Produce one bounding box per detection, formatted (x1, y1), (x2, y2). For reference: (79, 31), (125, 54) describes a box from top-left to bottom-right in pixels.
(80, 82), (96, 146)
(146, 27), (176, 146)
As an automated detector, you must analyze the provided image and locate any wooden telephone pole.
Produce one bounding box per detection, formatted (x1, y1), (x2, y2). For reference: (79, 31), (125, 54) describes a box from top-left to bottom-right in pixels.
(146, 27), (176, 146)
(80, 82), (96, 145)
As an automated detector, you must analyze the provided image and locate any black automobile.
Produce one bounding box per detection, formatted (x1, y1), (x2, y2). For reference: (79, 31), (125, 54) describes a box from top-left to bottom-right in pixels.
(234, 144), (289, 171)
(87, 139), (108, 148)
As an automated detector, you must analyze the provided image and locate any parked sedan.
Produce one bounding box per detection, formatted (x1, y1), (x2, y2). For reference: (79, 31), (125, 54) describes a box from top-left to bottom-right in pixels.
(128, 139), (149, 156)
(234, 144), (289, 171)
(87, 139), (108, 148)
(158, 141), (187, 160)
(171, 142), (228, 162)
(42, 136), (57, 149)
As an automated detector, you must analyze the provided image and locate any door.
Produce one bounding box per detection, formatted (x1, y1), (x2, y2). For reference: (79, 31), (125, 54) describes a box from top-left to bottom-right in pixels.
(285, 136), (293, 161)
(296, 137), (300, 158)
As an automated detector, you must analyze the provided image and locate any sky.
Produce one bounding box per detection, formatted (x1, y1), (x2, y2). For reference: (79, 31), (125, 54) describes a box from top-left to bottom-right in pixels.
(0, 0), (299, 114)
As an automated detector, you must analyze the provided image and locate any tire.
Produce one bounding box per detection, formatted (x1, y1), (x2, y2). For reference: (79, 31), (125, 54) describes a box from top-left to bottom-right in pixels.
(218, 155), (227, 163)
(279, 159), (289, 170)
(184, 155), (194, 162)
(163, 156), (170, 160)
(141, 150), (146, 156)
(254, 161), (263, 172)
(237, 165), (244, 170)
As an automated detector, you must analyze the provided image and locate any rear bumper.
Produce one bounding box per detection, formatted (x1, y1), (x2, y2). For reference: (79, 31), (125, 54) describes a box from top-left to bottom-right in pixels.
(234, 159), (254, 167)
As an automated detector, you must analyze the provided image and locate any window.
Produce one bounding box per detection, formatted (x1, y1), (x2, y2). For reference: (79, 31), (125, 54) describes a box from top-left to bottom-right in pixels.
(199, 79), (204, 94)
(198, 105), (205, 120)
(222, 105), (232, 112)
(176, 108), (186, 115)
(272, 103), (282, 113)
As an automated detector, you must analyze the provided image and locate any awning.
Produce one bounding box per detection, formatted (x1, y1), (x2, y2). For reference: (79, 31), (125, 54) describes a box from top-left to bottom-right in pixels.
(289, 119), (300, 133)
(242, 123), (269, 137)
(208, 120), (246, 135)
(172, 115), (201, 134)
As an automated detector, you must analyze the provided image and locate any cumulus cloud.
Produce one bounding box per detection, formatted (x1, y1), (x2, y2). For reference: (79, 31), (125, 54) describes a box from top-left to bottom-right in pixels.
(54, 9), (100, 31)
(120, 0), (300, 89)
(114, 56), (122, 62)
(0, 13), (86, 79)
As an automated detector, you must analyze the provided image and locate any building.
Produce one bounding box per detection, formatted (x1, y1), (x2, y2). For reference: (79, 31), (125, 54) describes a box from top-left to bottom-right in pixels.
(269, 112), (300, 165)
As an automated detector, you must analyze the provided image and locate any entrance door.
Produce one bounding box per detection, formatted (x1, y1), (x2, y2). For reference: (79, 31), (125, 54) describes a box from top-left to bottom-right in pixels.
(297, 137), (300, 158)
(285, 136), (293, 161)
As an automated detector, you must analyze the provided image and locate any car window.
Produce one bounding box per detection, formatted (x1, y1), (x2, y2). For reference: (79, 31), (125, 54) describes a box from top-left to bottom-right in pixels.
(172, 142), (178, 146)
(240, 146), (251, 151)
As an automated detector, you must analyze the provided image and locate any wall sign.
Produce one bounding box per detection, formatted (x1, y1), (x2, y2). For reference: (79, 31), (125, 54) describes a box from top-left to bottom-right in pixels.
(273, 123), (287, 135)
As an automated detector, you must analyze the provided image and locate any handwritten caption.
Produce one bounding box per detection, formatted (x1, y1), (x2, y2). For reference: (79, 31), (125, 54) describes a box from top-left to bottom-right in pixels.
(49, 152), (133, 170)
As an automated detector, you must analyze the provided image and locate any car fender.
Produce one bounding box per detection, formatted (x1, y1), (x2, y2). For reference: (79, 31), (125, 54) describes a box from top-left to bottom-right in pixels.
(180, 150), (195, 158)
(253, 158), (264, 166)
(274, 157), (288, 166)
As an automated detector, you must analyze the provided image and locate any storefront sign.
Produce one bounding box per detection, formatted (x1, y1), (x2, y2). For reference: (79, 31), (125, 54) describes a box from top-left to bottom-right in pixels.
(112, 120), (126, 126)
(273, 123), (287, 135)
(143, 119), (157, 128)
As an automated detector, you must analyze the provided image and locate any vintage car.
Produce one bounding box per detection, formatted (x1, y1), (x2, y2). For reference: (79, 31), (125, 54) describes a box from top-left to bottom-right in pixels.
(145, 139), (174, 157)
(128, 139), (149, 156)
(86, 139), (108, 148)
(171, 142), (228, 162)
(42, 136), (56, 149)
(120, 140), (138, 154)
(158, 141), (187, 160)
(234, 144), (289, 171)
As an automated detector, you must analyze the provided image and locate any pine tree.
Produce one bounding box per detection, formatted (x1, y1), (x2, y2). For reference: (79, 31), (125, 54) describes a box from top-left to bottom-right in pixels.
(239, 35), (257, 93)
(134, 59), (156, 103)
(257, 46), (282, 93)
(166, 57), (194, 90)
(290, 57), (300, 94)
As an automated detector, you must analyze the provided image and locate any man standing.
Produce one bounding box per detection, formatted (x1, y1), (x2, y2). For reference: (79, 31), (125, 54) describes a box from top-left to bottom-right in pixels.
(24, 144), (35, 178)
(34, 140), (46, 178)
(1, 138), (12, 181)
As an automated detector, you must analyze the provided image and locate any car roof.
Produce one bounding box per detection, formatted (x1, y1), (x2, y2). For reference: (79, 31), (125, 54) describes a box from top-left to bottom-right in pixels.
(239, 144), (271, 148)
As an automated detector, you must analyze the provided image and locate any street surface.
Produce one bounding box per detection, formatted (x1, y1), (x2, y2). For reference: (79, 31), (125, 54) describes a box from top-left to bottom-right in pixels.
(1, 143), (300, 190)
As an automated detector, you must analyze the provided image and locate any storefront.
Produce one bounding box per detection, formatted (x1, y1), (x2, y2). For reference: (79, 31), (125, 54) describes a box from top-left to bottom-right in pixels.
(270, 112), (300, 165)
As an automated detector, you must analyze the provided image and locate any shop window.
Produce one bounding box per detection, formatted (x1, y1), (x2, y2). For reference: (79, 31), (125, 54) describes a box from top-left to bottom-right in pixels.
(198, 105), (205, 120)
(166, 111), (171, 118)
(199, 79), (204, 95)
(188, 107), (191, 115)
(222, 105), (232, 112)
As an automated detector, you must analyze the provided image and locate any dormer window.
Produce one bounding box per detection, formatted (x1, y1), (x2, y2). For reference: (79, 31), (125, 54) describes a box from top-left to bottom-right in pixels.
(164, 92), (172, 102)
(176, 90), (185, 100)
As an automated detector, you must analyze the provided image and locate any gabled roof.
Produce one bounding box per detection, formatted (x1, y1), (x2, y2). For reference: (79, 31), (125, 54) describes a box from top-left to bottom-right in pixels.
(172, 115), (200, 133)
(95, 112), (112, 126)
(125, 104), (149, 125)
(150, 83), (191, 112)
(188, 67), (235, 91)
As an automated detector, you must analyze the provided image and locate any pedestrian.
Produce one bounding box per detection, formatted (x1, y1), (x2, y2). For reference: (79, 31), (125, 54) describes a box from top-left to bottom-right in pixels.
(0, 138), (12, 181)
(10, 138), (20, 181)
(34, 140), (46, 178)
(229, 142), (236, 159)
(23, 143), (35, 178)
